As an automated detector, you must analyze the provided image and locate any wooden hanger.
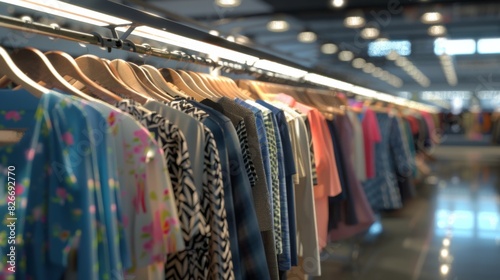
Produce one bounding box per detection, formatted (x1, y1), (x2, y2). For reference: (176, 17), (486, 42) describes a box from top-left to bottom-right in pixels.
(141, 65), (187, 98)
(75, 55), (148, 103)
(220, 76), (252, 100)
(159, 68), (205, 101)
(238, 80), (268, 100)
(177, 70), (213, 98)
(0, 75), (10, 88)
(186, 71), (220, 97)
(9, 48), (92, 100)
(204, 74), (235, 98)
(189, 71), (222, 97)
(44, 51), (121, 103)
(107, 59), (155, 97)
(313, 92), (345, 116)
(126, 61), (172, 102)
(0, 46), (48, 97)
(369, 100), (388, 113)
(211, 76), (237, 97)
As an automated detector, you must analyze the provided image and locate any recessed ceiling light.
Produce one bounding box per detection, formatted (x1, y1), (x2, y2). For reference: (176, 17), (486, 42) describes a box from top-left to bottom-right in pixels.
(395, 56), (408, 67)
(380, 71), (391, 80)
(321, 43), (338, 54)
(209, 30), (220, 36)
(372, 67), (383, 78)
(421, 12), (442, 24)
(344, 16), (365, 28)
(236, 35), (250, 44)
(298, 31), (317, 43)
(362, 63), (375, 73)
(440, 264), (450, 275)
(361, 27), (380, 39)
(331, 0), (346, 8)
(428, 25), (447, 36)
(338, 50), (354, 61)
(215, 0), (241, 8)
(386, 50), (398, 60)
(352, 58), (366, 68)
(267, 20), (290, 32)
(376, 37), (389, 42)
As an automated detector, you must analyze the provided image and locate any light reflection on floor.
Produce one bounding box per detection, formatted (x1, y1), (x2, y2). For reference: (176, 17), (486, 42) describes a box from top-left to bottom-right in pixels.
(429, 148), (500, 280)
(315, 146), (500, 280)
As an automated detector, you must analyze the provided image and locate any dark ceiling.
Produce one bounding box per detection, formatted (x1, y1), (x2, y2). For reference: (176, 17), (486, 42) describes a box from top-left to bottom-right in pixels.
(126, 0), (500, 109)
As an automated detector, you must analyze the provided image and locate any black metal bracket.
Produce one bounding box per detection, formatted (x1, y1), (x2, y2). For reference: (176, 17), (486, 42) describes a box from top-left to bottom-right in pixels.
(91, 24), (137, 53)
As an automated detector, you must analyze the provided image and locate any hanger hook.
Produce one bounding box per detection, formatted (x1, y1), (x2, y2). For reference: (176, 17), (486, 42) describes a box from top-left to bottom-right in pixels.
(172, 50), (184, 69)
(181, 52), (193, 70)
(141, 43), (152, 65)
(77, 42), (90, 55)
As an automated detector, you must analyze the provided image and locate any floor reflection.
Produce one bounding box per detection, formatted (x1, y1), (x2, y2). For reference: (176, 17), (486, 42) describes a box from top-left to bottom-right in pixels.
(315, 147), (500, 280)
(428, 147), (500, 280)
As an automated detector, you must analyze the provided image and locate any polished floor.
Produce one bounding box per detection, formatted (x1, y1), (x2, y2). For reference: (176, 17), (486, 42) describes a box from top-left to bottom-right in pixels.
(316, 146), (500, 280)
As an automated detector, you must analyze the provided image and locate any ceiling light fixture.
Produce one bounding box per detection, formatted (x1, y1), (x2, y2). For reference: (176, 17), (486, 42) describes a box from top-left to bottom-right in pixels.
(395, 56), (408, 67)
(439, 54), (458, 86)
(440, 264), (450, 276)
(352, 58), (366, 68)
(421, 12), (443, 24)
(361, 27), (380, 39)
(215, 0), (241, 8)
(253, 60), (308, 79)
(267, 20), (290, 32)
(331, 0), (346, 8)
(298, 31), (317, 43)
(372, 67), (383, 77)
(386, 50), (398, 60)
(321, 43), (338, 54)
(235, 35), (250, 44)
(428, 25), (447, 36)
(338, 50), (354, 61)
(344, 16), (365, 28)
(209, 30), (220, 36)
(362, 63), (376, 73)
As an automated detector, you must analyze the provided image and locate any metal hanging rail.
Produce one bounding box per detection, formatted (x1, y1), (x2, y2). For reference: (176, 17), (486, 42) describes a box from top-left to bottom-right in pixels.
(0, 14), (249, 71)
(62, 0), (313, 72)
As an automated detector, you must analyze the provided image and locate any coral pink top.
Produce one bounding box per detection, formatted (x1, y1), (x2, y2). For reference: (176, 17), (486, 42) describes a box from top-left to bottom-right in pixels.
(273, 94), (342, 249)
(361, 108), (381, 179)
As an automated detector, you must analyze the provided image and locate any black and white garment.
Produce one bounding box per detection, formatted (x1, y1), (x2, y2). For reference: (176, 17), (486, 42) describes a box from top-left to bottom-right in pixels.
(168, 98), (235, 280)
(303, 116), (318, 186)
(235, 120), (258, 188)
(115, 100), (210, 279)
(262, 112), (283, 255)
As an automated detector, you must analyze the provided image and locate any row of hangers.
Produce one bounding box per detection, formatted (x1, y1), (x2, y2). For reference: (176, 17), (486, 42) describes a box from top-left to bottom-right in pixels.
(0, 46), (252, 104)
(239, 80), (347, 119)
(0, 45), (406, 122)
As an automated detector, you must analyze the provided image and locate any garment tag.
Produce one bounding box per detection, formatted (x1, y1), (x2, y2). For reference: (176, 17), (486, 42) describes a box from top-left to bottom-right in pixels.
(0, 130), (24, 144)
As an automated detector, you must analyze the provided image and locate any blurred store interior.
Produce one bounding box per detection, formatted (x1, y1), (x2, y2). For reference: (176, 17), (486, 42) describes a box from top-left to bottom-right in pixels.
(0, 0), (499, 279)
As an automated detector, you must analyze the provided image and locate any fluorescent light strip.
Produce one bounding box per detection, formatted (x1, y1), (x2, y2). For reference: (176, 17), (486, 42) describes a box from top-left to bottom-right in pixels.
(0, 0), (131, 26)
(477, 38), (500, 54)
(304, 74), (354, 92)
(434, 38), (475, 55)
(253, 60), (307, 79)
